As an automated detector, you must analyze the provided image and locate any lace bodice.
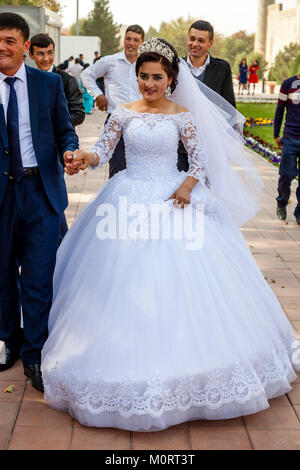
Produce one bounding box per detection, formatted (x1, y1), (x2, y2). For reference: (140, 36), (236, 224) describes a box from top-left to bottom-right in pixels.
(91, 106), (207, 185)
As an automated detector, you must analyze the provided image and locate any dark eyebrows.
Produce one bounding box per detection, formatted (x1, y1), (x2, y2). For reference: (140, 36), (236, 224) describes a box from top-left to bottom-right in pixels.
(189, 35), (205, 41)
(139, 73), (164, 78)
(5, 36), (17, 41)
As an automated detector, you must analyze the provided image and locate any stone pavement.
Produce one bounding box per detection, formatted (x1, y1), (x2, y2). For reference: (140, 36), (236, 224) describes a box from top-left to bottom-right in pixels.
(233, 79), (280, 102)
(0, 109), (300, 450)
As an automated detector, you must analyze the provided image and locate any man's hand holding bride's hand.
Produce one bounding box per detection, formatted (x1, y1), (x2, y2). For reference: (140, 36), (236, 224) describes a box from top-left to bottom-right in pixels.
(64, 150), (100, 175)
(63, 150), (81, 176)
(72, 150), (99, 170)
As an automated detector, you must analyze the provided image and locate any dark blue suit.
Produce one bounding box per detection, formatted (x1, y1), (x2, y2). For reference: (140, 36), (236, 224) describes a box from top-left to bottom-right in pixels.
(0, 66), (78, 365)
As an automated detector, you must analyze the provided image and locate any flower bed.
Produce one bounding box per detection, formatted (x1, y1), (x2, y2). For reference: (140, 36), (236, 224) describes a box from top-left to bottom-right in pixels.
(245, 117), (274, 127)
(244, 133), (281, 166)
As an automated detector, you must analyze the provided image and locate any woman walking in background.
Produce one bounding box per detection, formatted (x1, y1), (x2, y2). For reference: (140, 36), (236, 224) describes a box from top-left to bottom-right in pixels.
(238, 58), (248, 95)
(248, 60), (259, 96)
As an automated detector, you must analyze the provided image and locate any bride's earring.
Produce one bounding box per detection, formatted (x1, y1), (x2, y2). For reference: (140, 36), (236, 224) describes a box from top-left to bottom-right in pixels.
(165, 85), (172, 98)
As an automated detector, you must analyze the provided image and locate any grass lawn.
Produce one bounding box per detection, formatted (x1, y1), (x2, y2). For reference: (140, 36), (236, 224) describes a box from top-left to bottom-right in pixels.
(237, 103), (285, 146)
(246, 126), (276, 145)
(237, 103), (277, 119)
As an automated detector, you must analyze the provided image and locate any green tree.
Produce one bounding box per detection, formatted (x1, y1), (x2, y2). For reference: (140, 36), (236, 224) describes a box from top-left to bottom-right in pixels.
(149, 16), (196, 58)
(290, 54), (300, 76)
(210, 32), (224, 58)
(0, 0), (61, 11)
(80, 0), (120, 56)
(221, 30), (254, 68)
(272, 43), (300, 83)
(70, 18), (86, 36)
(145, 26), (158, 41)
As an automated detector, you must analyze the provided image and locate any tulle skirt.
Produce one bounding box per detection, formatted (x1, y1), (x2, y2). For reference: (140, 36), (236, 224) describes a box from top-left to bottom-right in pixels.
(41, 170), (300, 432)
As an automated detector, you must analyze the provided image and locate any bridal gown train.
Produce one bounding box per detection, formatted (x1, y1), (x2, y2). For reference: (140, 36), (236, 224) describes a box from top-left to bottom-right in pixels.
(41, 106), (300, 432)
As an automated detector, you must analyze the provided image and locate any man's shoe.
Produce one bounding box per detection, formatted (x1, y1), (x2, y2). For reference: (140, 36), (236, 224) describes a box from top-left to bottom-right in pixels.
(23, 364), (44, 392)
(0, 348), (19, 372)
(295, 216), (300, 226)
(277, 205), (287, 220)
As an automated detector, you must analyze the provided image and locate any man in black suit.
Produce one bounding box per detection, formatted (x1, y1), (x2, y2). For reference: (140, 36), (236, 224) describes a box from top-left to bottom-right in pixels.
(178, 20), (236, 172)
(29, 35), (85, 128)
(29, 33), (85, 243)
(185, 20), (235, 107)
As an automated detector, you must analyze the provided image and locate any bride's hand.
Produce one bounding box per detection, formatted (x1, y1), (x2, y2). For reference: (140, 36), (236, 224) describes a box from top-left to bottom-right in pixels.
(72, 150), (99, 170)
(167, 177), (198, 208)
(167, 187), (191, 209)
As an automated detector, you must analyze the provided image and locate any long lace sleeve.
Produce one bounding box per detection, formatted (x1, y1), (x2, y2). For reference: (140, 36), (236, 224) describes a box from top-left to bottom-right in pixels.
(90, 106), (124, 170)
(179, 112), (208, 187)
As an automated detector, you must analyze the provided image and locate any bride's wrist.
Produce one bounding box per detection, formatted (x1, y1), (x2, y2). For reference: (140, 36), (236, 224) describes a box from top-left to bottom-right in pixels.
(89, 152), (99, 167)
(181, 177), (198, 192)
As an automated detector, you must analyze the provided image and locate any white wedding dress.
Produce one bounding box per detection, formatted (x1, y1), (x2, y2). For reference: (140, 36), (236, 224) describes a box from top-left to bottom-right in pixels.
(41, 106), (300, 432)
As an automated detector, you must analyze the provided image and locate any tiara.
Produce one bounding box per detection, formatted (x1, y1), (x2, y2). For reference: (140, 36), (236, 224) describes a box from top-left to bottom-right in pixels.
(137, 38), (175, 63)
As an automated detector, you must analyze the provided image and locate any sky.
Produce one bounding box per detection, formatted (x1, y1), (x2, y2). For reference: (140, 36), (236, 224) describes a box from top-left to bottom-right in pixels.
(61, 0), (298, 35)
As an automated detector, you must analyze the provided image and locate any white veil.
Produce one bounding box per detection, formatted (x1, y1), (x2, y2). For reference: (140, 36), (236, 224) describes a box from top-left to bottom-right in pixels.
(171, 59), (264, 227)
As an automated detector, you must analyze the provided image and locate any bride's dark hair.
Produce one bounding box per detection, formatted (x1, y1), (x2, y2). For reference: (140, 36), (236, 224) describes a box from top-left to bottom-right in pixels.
(136, 39), (179, 93)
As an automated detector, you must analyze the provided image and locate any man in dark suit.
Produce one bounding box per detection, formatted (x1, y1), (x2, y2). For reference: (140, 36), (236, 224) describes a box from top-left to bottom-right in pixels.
(29, 33), (85, 243)
(0, 13), (78, 391)
(29, 34), (85, 128)
(178, 20), (236, 172)
(185, 20), (235, 107)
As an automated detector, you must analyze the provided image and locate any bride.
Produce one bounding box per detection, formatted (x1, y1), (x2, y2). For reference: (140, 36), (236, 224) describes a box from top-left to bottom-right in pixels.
(41, 38), (300, 432)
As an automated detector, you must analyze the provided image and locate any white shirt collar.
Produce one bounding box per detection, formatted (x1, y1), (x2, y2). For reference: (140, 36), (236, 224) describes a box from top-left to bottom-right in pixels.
(187, 53), (210, 70)
(0, 61), (26, 83)
(118, 49), (136, 65)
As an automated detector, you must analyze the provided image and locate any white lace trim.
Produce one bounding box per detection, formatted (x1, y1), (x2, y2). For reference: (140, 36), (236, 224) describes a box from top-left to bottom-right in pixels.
(43, 334), (299, 419)
(178, 112), (207, 186)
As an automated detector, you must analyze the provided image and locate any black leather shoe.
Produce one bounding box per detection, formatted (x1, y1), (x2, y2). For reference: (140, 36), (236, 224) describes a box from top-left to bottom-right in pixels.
(23, 364), (44, 392)
(277, 205), (287, 220)
(296, 216), (300, 226)
(0, 348), (19, 372)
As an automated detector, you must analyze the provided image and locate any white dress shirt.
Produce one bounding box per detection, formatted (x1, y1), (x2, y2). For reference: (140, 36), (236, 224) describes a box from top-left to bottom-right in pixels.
(67, 63), (83, 80)
(81, 50), (141, 114)
(0, 62), (37, 167)
(187, 54), (210, 78)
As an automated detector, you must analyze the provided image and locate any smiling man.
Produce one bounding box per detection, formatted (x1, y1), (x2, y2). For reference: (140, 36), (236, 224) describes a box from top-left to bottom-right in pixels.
(29, 34), (85, 128)
(82, 24), (144, 178)
(185, 20), (235, 107)
(29, 33), (85, 243)
(0, 13), (78, 391)
(177, 20), (236, 173)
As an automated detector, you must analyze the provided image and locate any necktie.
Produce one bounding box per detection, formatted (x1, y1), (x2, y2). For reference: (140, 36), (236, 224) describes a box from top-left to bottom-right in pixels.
(5, 77), (24, 182)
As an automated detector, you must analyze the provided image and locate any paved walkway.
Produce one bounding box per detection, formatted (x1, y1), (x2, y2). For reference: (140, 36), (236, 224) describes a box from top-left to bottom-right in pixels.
(233, 80), (280, 102)
(0, 109), (300, 450)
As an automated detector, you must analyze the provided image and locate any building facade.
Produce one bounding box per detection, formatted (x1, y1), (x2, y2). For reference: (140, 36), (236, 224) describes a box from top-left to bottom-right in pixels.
(255, 0), (300, 68)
